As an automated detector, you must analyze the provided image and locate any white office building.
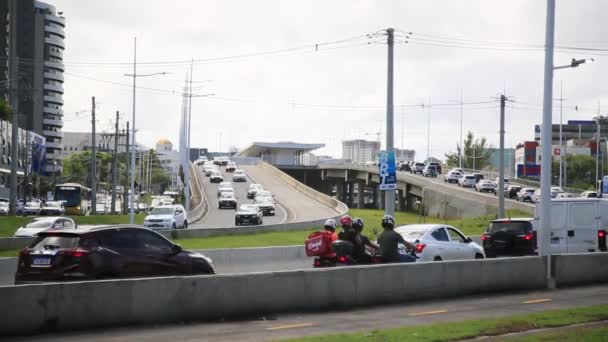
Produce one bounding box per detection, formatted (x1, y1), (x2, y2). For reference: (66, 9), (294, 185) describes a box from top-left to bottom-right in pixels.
(342, 140), (380, 163)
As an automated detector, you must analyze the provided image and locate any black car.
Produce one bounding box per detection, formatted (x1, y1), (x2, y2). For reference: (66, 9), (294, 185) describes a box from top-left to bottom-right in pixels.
(473, 173), (484, 183)
(399, 163), (411, 172)
(482, 218), (537, 258)
(14, 225), (215, 284)
(505, 185), (522, 199)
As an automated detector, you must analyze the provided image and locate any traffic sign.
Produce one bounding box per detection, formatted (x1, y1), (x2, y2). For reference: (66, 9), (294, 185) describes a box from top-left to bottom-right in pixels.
(554, 147), (561, 156)
(379, 151), (397, 190)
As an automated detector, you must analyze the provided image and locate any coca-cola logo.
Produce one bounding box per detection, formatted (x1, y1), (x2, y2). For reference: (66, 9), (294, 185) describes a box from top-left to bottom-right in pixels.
(307, 239), (323, 251)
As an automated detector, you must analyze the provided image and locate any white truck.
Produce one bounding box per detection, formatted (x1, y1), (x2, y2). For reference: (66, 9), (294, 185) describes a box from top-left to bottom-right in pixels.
(534, 198), (608, 254)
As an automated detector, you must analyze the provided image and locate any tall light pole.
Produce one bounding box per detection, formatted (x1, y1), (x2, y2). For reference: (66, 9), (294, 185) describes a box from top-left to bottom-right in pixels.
(459, 89), (463, 168)
(385, 27), (395, 216)
(124, 37), (168, 224)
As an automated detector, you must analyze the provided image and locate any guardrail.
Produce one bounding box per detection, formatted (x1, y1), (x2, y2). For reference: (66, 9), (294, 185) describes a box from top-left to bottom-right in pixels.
(186, 162), (207, 224)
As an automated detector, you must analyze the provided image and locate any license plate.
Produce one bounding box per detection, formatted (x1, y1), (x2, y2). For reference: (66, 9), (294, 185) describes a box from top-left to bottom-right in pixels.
(32, 257), (51, 266)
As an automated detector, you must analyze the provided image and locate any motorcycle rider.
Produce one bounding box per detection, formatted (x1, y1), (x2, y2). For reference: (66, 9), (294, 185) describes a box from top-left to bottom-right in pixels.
(351, 218), (378, 263)
(323, 218), (338, 241)
(377, 215), (416, 263)
(337, 215), (356, 241)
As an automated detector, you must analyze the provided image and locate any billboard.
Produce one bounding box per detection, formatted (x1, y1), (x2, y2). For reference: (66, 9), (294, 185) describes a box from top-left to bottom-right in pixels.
(378, 150), (396, 190)
(29, 132), (46, 174)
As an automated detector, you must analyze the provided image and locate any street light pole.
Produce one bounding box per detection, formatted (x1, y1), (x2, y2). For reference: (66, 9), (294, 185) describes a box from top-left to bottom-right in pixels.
(559, 81), (564, 189)
(460, 89), (463, 168)
(385, 27), (395, 216)
(539, 0), (556, 287)
(128, 37), (137, 224)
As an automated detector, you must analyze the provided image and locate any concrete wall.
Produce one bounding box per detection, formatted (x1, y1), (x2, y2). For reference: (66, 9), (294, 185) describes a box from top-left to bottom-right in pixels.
(0, 256), (546, 335)
(553, 253), (608, 287)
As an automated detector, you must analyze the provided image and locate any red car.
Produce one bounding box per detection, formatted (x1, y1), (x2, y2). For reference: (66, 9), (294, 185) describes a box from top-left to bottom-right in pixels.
(15, 225), (215, 284)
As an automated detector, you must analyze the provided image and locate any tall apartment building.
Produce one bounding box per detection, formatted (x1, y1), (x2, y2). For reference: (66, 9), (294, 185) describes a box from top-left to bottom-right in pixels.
(1, 0), (65, 174)
(342, 140), (380, 163)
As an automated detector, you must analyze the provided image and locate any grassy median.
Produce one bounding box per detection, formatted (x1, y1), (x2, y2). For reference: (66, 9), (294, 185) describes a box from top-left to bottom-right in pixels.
(282, 304), (608, 342)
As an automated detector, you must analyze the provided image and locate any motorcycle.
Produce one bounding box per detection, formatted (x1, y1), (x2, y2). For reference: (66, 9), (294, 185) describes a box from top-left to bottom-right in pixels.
(312, 240), (417, 268)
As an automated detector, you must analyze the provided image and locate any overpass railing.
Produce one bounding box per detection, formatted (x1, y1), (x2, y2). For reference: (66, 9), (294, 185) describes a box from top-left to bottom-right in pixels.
(186, 162), (207, 224)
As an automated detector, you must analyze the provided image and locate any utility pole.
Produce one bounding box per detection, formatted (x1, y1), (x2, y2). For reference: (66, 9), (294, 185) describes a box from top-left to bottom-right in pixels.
(91, 97), (97, 214)
(129, 37), (137, 224)
(459, 89), (464, 168)
(8, 0), (19, 215)
(111, 111), (119, 214)
(123, 122), (130, 214)
(184, 61), (194, 211)
(384, 27), (395, 216)
(498, 95), (506, 218)
(427, 98), (431, 162)
(539, 0), (556, 288)
(558, 81), (565, 188)
(401, 105), (405, 151)
(596, 101), (601, 185)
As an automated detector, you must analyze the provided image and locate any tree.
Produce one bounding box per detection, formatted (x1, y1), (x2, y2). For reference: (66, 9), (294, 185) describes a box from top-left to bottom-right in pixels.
(445, 131), (492, 170)
(553, 155), (597, 190)
(0, 99), (11, 121)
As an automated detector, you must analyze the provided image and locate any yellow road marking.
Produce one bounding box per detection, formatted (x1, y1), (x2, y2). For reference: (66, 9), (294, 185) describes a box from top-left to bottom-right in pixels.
(408, 309), (448, 316)
(521, 298), (553, 304)
(266, 323), (314, 331)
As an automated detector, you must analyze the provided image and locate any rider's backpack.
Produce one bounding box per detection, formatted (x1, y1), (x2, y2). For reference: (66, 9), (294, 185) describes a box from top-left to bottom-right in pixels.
(305, 231), (333, 256)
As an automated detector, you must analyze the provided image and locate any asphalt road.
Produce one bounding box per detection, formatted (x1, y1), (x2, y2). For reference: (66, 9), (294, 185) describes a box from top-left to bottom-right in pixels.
(11, 284), (608, 342)
(191, 165), (288, 229)
(191, 163), (338, 229)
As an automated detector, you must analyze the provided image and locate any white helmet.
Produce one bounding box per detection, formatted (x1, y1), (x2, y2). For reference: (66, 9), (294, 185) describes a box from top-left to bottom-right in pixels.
(324, 218), (337, 231)
(381, 214), (395, 228)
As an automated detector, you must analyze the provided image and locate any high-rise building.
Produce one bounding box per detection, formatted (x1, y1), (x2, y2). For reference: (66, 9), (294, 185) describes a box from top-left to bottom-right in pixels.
(1, 0), (65, 174)
(394, 148), (416, 162)
(342, 140), (380, 163)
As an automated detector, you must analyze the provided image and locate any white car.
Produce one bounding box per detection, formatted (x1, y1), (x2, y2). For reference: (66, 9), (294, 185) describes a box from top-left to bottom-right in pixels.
(254, 190), (274, 203)
(232, 169), (247, 182)
(475, 180), (496, 193)
(23, 201), (42, 216)
(14, 217), (76, 237)
(247, 184), (263, 199)
(494, 177), (511, 191)
(580, 191), (598, 198)
(450, 168), (464, 175)
(458, 174), (477, 188)
(235, 204), (263, 225)
(551, 186), (564, 198)
(210, 171), (223, 183)
(255, 197), (276, 216)
(217, 182), (234, 197)
(395, 224), (485, 262)
(531, 189), (541, 203)
(40, 201), (65, 216)
(0, 202), (8, 215)
(226, 162), (237, 172)
(218, 192), (237, 209)
(444, 171), (462, 183)
(143, 205), (188, 230)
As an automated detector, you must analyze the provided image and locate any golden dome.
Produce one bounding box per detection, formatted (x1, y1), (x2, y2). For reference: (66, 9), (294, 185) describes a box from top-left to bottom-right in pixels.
(156, 138), (172, 145)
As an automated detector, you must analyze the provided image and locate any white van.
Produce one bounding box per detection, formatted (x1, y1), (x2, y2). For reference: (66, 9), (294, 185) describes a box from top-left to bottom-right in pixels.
(534, 198), (608, 254)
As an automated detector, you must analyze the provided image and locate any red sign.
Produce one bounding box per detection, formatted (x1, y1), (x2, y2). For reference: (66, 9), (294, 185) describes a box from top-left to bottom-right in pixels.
(554, 148), (561, 156)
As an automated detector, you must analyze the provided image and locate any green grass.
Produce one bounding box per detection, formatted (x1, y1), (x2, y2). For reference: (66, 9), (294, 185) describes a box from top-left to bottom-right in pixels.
(175, 227), (321, 250)
(0, 249), (19, 257)
(502, 324), (608, 342)
(283, 305), (608, 342)
(0, 214), (146, 237)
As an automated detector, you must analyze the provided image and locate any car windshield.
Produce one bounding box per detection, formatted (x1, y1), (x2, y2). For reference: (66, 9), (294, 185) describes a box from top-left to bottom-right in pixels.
(488, 221), (533, 234)
(525, 189), (535, 193)
(220, 193), (234, 199)
(25, 219), (55, 229)
(26, 202), (40, 207)
(150, 208), (173, 215)
(31, 235), (79, 251)
(465, 176), (475, 180)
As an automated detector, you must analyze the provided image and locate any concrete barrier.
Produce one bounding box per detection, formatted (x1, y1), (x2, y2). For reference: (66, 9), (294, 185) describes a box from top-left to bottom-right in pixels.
(553, 253), (608, 287)
(258, 162), (349, 215)
(0, 256), (546, 335)
(0, 257), (16, 285)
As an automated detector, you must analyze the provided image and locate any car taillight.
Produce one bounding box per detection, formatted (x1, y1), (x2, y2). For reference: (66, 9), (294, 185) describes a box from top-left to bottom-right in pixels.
(415, 244), (426, 254)
(337, 256), (347, 263)
(59, 249), (88, 258)
(18, 248), (29, 258)
(314, 259), (321, 267)
(481, 234), (491, 241)
(599, 230), (607, 251)
(524, 234), (534, 241)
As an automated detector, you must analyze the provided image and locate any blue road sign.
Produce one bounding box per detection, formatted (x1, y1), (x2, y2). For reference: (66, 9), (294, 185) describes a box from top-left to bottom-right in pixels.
(379, 151), (396, 190)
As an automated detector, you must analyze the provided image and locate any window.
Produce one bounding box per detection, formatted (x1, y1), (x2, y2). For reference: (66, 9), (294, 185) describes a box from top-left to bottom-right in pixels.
(431, 228), (449, 242)
(447, 228), (467, 243)
(62, 220), (75, 228)
(137, 230), (172, 253)
(106, 230), (140, 249)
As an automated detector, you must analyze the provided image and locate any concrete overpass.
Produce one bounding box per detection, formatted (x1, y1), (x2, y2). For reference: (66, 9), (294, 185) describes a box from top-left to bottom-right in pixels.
(279, 163), (534, 218)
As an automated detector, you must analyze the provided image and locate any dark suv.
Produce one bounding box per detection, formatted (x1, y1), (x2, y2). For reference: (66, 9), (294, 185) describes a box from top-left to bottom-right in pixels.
(14, 225), (215, 284)
(482, 218), (537, 257)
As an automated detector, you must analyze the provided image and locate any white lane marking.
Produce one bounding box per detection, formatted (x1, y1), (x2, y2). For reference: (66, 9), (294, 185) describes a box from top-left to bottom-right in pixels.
(521, 298), (552, 304)
(408, 309), (448, 316)
(266, 323), (314, 331)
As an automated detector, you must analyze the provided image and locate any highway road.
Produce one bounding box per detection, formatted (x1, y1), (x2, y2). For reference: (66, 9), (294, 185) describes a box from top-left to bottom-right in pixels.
(11, 284), (608, 342)
(192, 163), (338, 229)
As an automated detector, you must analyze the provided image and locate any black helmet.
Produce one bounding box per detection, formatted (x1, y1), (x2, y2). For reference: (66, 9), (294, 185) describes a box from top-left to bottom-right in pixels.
(381, 214), (395, 229)
(352, 218), (364, 233)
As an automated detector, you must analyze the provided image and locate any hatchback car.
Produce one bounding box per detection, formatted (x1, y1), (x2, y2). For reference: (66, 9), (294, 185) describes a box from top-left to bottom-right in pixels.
(232, 169), (247, 182)
(517, 188), (536, 202)
(14, 226), (215, 284)
(482, 218), (536, 257)
(475, 180), (496, 193)
(505, 185), (522, 199)
(235, 204), (263, 225)
(444, 171), (462, 183)
(14, 217), (76, 237)
(394, 224), (484, 262)
(411, 162), (425, 174)
(422, 165), (437, 177)
(458, 174), (477, 188)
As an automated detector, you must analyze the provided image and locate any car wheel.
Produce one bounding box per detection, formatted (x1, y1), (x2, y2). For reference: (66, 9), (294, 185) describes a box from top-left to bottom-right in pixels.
(433, 256), (442, 262)
(172, 223), (177, 230)
(183, 221), (188, 229)
(475, 253), (484, 259)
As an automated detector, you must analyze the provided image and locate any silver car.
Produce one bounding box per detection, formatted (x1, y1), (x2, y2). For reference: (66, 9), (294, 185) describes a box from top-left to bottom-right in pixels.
(14, 217), (76, 237)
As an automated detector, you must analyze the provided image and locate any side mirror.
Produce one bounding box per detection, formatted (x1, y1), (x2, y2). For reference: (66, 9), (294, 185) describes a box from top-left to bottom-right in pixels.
(465, 237), (473, 243)
(172, 244), (183, 254)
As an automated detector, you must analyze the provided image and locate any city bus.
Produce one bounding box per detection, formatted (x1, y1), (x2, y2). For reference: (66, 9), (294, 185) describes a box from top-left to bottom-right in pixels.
(54, 183), (92, 216)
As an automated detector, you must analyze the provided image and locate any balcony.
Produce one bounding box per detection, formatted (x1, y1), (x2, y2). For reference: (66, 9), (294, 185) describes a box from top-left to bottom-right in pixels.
(43, 106), (63, 116)
(45, 151), (64, 160)
(45, 36), (65, 49)
(46, 141), (62, 149)
(44, 61), (64, 72)
(43, 130), (63, 138)
(43, 118), (63, 127)
(45, 14), (65, 27)
(44, 83), (64, 94)
(45, 25), (65, 38)
(48, 48), (63, 59)
(44, 72), (63, 82)
(44, 95), (63, 105)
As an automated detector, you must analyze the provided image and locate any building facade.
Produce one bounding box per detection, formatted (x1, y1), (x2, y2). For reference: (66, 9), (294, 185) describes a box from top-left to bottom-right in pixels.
(155, 138), (181, 191)
(534, 118), (608, 146)
(61, 132), (128, 158)
(342, 140), (380, 163)
(1, 0), (65, 174)
(394, 148), (416, 162)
